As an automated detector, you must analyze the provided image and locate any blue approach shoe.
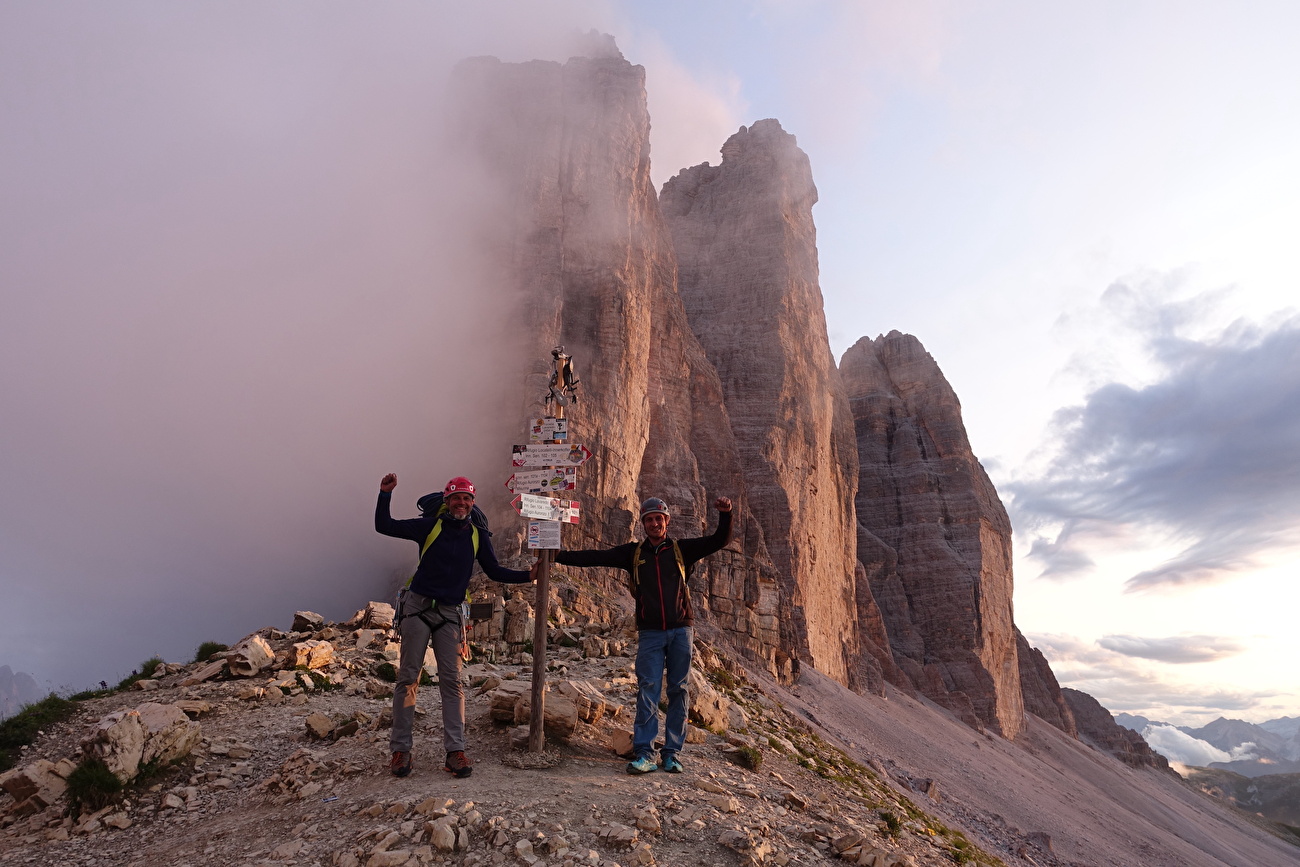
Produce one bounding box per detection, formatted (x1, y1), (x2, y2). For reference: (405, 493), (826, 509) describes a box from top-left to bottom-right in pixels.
(626, 755), (658, 775)
(661, 754), (683, 774)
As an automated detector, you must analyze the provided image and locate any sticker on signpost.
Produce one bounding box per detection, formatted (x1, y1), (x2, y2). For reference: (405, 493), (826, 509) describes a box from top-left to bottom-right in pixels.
(527, 520), (563, 549)
(505, 467), (577, 494)
(529, 417), (569, 443)
(511, 443), (592, 468)
(511, 493), (580, 523)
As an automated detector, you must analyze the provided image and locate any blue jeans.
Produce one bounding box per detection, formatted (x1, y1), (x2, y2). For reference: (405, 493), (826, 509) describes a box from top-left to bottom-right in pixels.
(634, 627), (692, 760)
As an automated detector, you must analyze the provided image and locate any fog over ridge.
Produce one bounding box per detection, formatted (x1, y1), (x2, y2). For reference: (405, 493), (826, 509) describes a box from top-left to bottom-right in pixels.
(0, 3), (641, 691)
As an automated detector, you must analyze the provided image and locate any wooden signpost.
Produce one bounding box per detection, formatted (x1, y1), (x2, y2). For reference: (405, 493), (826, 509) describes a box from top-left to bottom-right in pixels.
(517, 347), (583, 753)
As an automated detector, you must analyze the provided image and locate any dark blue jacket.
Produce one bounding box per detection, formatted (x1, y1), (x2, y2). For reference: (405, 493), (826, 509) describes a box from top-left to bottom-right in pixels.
(375, 491), (530, 604)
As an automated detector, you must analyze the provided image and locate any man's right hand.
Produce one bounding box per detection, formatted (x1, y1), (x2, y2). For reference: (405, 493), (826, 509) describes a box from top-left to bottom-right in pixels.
(380, 473), (397, 493)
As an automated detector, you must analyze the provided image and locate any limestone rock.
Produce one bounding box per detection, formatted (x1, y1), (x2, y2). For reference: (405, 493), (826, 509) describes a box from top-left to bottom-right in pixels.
(686, 667), (734, 732)
(556, 679), (608, 724)
(502, 592), (534, 646)
(487, 681), (531, 723)
(293, 640), (334, 670)
(81, 709), (146, 782)
(514, 692), (579, 740)
(292, 611), (325, 632)
(361, 601), (395, 631)
(227, 634), (275, 677)
(662, 119), (863, 688)
(0, 760), (67, 810)
(305, 712), (335, 740)
(841, 331), (1023, 738)
(136, 701), (201, 767)
(180, 658), (225, 686)
(81, 702), (200, 782)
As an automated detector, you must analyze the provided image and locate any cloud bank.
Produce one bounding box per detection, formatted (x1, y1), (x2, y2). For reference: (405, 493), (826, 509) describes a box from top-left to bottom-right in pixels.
(2, 2), (744, 691)
(1009, 276), (1300, 591)
(1141, 725), (1256, 767)
(1027, 632), (1276, 724)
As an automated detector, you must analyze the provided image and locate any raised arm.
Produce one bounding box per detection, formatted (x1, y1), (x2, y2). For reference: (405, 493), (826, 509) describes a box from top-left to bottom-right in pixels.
(374, 473), (427, 542)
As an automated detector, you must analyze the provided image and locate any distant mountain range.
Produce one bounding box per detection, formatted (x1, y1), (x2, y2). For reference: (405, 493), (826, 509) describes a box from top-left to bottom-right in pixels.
(1117, 712), (1300, 777)
(0, 666), (42, 721)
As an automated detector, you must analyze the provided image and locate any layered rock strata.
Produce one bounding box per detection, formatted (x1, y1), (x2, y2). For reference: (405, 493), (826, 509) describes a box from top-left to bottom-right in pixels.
(661, 120), (864, 688)
(840, 332), (1024, 737)
(447, 46), (787, 674)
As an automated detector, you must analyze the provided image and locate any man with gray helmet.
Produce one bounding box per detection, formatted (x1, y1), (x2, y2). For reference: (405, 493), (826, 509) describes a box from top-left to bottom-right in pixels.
(556, 494), (733, 774)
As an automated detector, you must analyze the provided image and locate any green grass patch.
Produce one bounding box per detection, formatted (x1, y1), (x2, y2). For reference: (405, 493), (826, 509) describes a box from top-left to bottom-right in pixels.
(0, 694), (78, 772)
(65, 758), (123, 815)
(115, 656), (165, 691)
(193, 641), (228, 663)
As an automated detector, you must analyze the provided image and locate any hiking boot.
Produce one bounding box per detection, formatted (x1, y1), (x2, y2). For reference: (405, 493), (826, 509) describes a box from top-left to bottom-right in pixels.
(626, 755), (658, 775)
(661, 753), (683, 774)
(444, 750), (473, 778)
(390, 751), (412, 778)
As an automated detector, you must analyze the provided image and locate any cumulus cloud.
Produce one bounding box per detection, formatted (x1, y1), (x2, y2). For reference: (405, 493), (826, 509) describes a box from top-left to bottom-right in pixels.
(1008, 274), (1300, 591)
(1097, 634), (1245, 664)
(1142, 725), (1233, 766)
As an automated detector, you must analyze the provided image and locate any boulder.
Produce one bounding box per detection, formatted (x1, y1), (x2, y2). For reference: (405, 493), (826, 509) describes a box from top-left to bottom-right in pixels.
(227, 635), (274, 677)
(180, 659), (226, 686)
(487, 681), (531, 723)
(514, 692), (579, 740)
(304, 712), (335, 740)
(81, 709), (146, 781)
(503, 593), (534, 646)
(292, 640), (334, 670)
(362, 601), (395, 630)
(0, 760), (67, 809)
(81, 702), (200, 782)
(557, 680), (608, 724)
(686, 668), (734, 733)
(292, 611), (325, 632)
(136, 702), (201, 767)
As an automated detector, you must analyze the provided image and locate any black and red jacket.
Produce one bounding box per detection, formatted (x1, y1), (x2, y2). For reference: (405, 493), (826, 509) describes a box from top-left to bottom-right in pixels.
(555, 510), (733, 631)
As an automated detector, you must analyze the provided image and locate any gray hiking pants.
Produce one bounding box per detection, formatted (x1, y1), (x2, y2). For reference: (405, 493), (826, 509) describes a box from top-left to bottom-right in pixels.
(390, 591), (465, 755)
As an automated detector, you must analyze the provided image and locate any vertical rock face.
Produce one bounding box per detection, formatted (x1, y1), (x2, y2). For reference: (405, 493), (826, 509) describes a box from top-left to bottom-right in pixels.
(660, 120), (864, 687)
(448, 47), (786, 674)
(1017, 629), (1078, 737)
(841, 332), (1024, 737)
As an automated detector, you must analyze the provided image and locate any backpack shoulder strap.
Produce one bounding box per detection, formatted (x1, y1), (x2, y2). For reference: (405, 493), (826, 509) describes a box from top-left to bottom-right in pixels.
(418, 508), (480, 563)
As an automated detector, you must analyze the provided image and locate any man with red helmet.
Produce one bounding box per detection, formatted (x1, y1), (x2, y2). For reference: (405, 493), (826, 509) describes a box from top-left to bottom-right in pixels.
(555, 494), (733, 774)
(376, 473), (536, 778)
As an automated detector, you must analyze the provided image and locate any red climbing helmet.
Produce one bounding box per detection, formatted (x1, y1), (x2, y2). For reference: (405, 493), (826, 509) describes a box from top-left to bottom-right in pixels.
(444, 477), (476, 498)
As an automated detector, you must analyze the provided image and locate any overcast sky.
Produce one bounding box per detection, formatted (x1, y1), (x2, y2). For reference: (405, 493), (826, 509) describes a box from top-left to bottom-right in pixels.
(3, 1), (1297, 726)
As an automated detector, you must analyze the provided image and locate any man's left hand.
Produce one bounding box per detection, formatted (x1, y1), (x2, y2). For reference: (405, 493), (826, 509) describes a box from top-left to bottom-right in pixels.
(714, 497), (733, 512)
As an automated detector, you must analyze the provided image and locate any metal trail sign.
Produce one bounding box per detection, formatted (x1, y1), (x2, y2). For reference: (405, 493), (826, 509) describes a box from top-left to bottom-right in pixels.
(511, 443), (592, 468)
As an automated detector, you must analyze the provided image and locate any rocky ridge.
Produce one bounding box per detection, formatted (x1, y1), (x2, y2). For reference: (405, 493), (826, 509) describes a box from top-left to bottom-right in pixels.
(5, 597), (1298, 867)
(1, 601), (1028, 867)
